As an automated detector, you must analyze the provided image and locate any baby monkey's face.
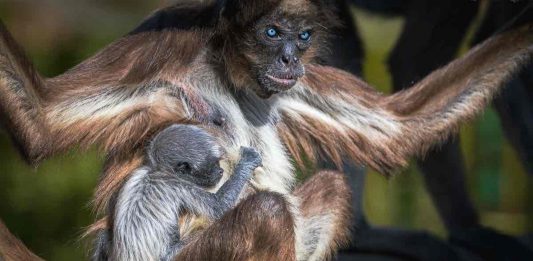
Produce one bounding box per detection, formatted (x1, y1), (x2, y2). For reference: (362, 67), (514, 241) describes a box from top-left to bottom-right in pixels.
(148, 124), (226, 188)
(176, 146), (224, 188)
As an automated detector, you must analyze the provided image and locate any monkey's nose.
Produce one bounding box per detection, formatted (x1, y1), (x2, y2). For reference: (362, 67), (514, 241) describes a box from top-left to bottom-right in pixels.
(280, 54), (299, 66)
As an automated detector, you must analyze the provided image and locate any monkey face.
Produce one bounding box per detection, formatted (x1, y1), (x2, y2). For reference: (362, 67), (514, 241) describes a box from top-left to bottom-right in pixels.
(148, 124), (225, 187)
(170, 143), (225, 188)
(187, 155), (224, 188)
(221, 1), (331, 99)
(243, 12), (314, 98)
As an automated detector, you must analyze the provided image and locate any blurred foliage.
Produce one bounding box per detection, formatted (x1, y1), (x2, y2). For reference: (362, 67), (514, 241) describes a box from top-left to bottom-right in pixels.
(0, 1), (531, 260)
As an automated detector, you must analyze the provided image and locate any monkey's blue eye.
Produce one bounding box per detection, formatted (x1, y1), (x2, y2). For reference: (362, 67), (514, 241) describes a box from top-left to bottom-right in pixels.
(299, 31), (311, 41)
(266, 28), (278, 38)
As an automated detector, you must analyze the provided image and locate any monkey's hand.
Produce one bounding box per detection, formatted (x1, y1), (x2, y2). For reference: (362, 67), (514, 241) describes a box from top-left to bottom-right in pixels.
(239, 147), (262, 170)
(215, 147), (262, 211)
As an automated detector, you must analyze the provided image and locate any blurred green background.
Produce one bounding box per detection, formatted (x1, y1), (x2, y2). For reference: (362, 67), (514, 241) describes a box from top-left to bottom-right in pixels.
(0, 1), (531, 260)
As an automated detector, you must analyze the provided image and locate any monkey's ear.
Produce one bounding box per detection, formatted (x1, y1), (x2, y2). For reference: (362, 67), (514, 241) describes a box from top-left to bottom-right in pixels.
(221, 0), (282, 27)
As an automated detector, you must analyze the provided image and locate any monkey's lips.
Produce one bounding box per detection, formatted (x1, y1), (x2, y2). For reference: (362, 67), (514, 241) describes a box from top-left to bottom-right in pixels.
(256, 73), (301, 98)
(266, 74), (298, 89)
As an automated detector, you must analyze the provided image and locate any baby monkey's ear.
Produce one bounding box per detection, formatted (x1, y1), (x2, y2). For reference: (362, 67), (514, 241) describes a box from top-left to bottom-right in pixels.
(221, 0), (282, 27)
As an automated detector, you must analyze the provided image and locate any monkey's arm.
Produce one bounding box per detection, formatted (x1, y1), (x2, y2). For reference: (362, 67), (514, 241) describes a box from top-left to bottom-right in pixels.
(278, 25), (533, 174)
(179, 147), (261, 220)
(0, 21), (193, 164)
(0, 21), (48, 162)
(213, 147), (261, 214)
(0, 219), (43, 261)
(111, 148), (260, 261)
(168, 181), (240, 221)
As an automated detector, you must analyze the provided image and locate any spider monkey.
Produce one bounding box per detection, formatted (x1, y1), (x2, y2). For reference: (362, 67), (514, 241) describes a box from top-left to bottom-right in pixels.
(0, 0), (531, 260)
(94, 124), (262, 261)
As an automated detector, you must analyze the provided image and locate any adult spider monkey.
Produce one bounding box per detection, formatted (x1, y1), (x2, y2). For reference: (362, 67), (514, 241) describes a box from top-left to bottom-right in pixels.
(0, 0), (532, 260)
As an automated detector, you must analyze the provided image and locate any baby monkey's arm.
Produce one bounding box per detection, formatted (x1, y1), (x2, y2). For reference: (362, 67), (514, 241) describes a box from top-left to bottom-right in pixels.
(164, 147), (261, 261)
(213, 147), (262, 218)
(179, 147), (262, 220)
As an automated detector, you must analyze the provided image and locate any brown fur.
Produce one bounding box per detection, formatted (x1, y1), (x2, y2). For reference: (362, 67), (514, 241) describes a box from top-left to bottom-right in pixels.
(0, 0), (531, 260)
(0, 21), (48, 163)
(294, 171), (353, 260)
(1, 23), (203, 164)
(280, 25), (533, 175)
(175, 192), (296, 261)
(84, 217), (108, 239)
(0, 219), (43, 261)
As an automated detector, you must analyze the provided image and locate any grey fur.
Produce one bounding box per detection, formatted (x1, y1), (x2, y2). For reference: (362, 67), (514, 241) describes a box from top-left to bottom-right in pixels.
(93, 124), (262, 261)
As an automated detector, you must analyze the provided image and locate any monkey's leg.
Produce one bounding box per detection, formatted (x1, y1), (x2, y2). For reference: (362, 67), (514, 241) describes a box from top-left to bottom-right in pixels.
(327, 1), (475, 259)
(293, 171), (352, 261)
(175, 191), (296, 261)
(493, 62), (533, 176)
(443, 70), (533, 261)
(417, 139), (479, 229)
(317, 1), (373, 257)
(383, 1), (498, 258)
(471, 1), (533, 176)
(445, 3), (533, 259)
(336, 1), (478, 259)
(386, 0), (480, 230)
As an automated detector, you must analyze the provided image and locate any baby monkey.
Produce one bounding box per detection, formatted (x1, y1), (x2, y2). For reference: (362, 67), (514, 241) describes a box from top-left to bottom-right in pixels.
(94, 124), (262, 261)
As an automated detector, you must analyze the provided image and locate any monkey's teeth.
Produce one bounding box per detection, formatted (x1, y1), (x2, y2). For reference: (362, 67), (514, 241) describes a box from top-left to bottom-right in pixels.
(267, 74), (297, 86)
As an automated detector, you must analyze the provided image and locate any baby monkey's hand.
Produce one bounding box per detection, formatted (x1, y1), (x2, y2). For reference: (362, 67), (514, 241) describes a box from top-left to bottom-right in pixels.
(239, 147), (263, 169)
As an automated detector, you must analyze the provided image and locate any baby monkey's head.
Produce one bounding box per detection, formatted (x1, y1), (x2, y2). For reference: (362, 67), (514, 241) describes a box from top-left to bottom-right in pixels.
(148, 124), (225, 187)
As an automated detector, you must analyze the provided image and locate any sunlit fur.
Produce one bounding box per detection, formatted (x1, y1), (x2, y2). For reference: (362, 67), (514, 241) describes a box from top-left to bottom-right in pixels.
(0, 0), (531, 260)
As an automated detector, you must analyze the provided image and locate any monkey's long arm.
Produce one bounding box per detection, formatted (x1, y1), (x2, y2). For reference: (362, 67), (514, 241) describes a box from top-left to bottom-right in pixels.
(0, 21), (192, 164)
(278, 25), (533, 174)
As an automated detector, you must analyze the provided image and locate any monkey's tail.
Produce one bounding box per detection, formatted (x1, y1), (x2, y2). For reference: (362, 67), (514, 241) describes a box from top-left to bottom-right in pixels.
(0, 219), (44, 261)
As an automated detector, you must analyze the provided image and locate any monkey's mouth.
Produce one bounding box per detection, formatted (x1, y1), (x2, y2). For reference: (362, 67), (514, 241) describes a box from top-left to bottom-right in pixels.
(266, 74), (297, 88)
(256, 72), (302, 98)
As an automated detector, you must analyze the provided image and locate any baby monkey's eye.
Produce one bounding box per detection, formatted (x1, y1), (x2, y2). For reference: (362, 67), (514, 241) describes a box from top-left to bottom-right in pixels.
(299, 31), (311, 41)
(175, 162), (192, 173)
(266, 27), (279, 38)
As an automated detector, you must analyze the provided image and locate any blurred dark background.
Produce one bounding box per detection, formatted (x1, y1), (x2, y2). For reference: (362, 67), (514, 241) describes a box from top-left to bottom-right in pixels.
(0, 0), (531, 260)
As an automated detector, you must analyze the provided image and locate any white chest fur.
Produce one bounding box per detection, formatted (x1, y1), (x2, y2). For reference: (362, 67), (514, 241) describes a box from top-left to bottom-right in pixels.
(192, 79), (295, 195)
